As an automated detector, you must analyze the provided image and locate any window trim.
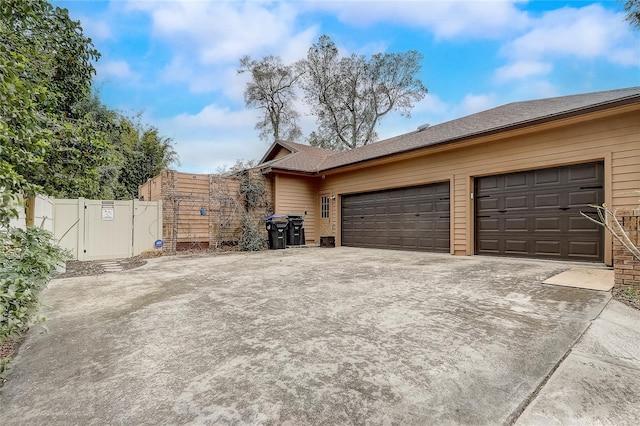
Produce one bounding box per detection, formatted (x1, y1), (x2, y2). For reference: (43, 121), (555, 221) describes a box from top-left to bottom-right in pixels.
(321, 196), (330, 219)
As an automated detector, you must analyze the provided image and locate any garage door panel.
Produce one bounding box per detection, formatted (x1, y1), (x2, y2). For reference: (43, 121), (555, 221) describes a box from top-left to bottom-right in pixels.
(568, 241), (601, 258)
(534, 193), (561, 208)
(505, 173), (528, 188)
(535, 217), (561, 231)
(505, 217), (529, 231)
(569, 163), (600, 182)
(535, 169), (561, 185)
(342, 182), (450, 252)
(569, 190), (601, 206)
(476, 162), (603, 261)
(505, 240), (529, 254)
(506, 195), (527, 209)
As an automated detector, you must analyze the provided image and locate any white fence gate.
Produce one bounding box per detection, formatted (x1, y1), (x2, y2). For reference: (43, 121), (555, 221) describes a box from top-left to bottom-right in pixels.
(54, 198), (162, 261)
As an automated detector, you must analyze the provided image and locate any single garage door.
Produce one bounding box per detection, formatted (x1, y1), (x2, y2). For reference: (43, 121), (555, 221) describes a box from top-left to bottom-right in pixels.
(342, 182), (450, 252)
(475, 162), (604, 261)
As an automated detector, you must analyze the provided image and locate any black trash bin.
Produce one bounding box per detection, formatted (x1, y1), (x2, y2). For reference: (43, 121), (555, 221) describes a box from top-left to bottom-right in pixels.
(286, 214), (305, 246)
(265, 215), (288, 249)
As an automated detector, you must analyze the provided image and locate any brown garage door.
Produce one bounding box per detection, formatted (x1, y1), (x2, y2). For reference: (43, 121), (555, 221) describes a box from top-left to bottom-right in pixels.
(475, 162), (604, 261)
(341, 182), (450, 252)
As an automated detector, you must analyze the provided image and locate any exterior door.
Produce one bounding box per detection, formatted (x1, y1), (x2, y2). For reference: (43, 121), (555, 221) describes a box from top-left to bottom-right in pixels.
(318, 192), (333, 238)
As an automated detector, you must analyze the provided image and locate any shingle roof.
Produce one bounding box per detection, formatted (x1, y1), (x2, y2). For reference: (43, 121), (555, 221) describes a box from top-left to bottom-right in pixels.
(261, 86), (640, 174)
(259, 140), (339, 173)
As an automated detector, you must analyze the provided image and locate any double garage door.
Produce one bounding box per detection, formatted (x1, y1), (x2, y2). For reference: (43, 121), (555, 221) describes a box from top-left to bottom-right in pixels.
(341, 162), (604, 262)
(341, 182), (450, 252)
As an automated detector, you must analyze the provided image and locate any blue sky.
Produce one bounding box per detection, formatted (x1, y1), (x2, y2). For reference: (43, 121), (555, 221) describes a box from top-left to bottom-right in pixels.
(55, 0), (640, 173)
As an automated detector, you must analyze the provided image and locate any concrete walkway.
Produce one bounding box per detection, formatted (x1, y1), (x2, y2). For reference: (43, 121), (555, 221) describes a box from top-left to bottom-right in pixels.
(517, 299), (640, 425)
(0, 248), (637, 425)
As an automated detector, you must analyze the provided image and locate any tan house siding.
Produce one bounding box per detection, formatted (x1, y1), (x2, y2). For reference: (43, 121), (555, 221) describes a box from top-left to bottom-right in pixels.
(274, 174), (318, 243)
(273, 147), (292, 160)
(313, 108), (639, 265)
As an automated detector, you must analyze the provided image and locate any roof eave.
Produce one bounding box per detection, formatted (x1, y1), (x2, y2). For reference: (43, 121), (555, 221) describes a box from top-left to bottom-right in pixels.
(319, 95), (640, 174)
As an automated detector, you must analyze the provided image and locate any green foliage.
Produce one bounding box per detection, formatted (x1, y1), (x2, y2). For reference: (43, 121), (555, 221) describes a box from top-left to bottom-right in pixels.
(116, 116), (179, 199)
(0, 0), (103, 210)
(0, 226), (69, 357)
(238, 215), (266, 251)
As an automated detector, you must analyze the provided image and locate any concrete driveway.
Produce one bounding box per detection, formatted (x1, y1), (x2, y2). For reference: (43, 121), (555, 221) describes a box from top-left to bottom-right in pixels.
(0, 248), (615, 424)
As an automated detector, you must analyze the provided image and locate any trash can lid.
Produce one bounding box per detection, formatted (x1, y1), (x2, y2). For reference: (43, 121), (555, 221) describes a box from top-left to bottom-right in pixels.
(266, 214), (288, 222)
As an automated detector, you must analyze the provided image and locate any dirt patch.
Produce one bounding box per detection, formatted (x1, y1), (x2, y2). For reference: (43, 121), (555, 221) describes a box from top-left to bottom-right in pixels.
(54, 256), (148, 279)
(613, 287), (640, 311)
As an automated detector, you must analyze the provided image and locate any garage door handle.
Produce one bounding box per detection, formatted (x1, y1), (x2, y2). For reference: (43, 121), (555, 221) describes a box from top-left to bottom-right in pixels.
(559, 207), (570, 211)
(498, 210), (507, 213)
(415, 213), (420, 216)
(360, 216), (364, 219)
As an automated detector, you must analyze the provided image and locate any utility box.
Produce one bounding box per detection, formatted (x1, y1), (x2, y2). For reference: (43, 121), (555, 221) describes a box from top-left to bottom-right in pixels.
(265, 215), (288, 249)
(286, 214), (305, 246)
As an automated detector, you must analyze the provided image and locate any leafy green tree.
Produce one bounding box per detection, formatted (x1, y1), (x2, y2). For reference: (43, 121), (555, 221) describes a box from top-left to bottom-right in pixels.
(300, 35), (428, 150)
(0, 0), (102, 221)
(238, 55), (302, 143)
(117, 117), (179, 199)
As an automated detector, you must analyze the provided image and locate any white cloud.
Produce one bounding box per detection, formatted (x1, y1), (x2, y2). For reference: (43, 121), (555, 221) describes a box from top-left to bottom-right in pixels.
(502, 4), (637, 65)
(458, 93), (498, 115)
(149, 104), (267, 173)
(96, 60), (139, 81)
(495, 61), (553, 82)
(171, 105), (257, 129)
(123, 0), (319, 97)
(78, 15), (112, 41)
(305, 0), (529, 39)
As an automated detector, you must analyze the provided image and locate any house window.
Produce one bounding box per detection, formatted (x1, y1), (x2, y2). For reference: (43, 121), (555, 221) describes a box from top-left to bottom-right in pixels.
(321, 196), (330, 218)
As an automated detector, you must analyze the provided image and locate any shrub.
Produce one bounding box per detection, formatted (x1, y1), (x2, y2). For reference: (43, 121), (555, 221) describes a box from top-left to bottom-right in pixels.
(0, 226), (69, 356)
(238, 215), (266, 251)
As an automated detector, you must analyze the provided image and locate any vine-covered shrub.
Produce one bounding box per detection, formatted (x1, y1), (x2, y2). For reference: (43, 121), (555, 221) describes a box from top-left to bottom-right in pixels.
(1, 226), (69, 371)
(238, 215), (266, 252)
(239, 172), (268, 210)
(237, 171), (270, 251)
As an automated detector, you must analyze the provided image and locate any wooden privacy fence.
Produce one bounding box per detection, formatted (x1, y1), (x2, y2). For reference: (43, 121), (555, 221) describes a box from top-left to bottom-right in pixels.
(139, 169), (273, 253)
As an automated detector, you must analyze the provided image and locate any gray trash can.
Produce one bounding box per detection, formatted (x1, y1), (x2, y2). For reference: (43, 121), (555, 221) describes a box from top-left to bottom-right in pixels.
(265, 215), (288, 249)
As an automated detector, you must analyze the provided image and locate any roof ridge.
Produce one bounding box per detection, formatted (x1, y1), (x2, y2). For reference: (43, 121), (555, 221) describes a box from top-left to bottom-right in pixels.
(262, 86), (640, 174)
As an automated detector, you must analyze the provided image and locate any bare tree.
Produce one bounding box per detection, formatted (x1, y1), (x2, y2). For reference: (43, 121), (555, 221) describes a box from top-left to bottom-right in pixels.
(622, 0), (640, 29)
(300, 35), (428, 151)
(238, 55), (302, 142)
